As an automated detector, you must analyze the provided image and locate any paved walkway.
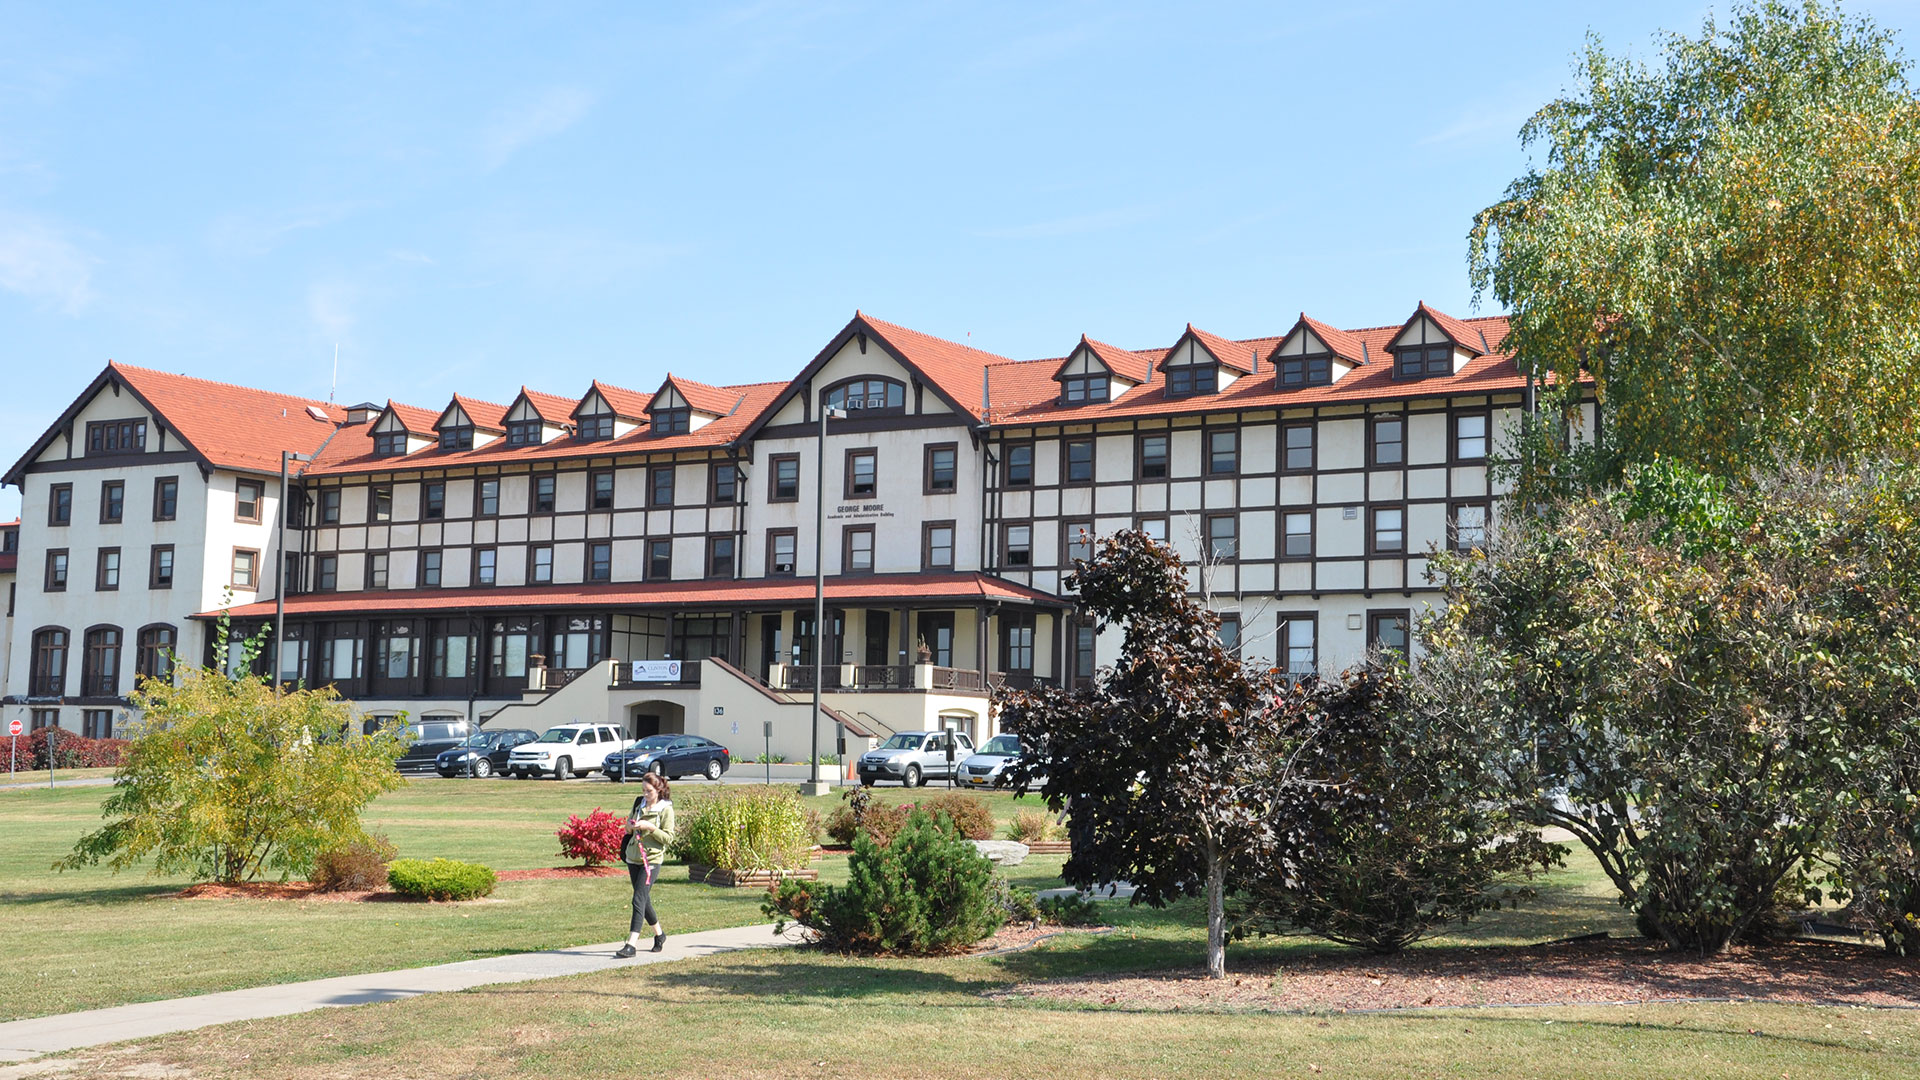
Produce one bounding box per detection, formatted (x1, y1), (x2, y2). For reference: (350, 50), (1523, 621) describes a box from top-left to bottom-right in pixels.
(0, 922), (797, 1063)
(0, 777), (110, 792)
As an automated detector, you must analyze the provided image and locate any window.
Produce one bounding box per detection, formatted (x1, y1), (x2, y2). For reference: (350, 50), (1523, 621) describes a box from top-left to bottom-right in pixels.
(320, 489), (341, 524)
(1064, 520), (1094, 565)
(646, 539), (673, 581)
(422, 481), (445, 519)
(420, 549), (443, 587)
(488, 618), (533, 679)
(30, 709), (59, 732)
(46, 549), (69, 591)
(649, 466), (675, 508)
(548, 616), (605, 669)
(439, 426), (473, 450)
(1451, 502), (1490, 551)
(923, 521), (955, 570)
(1281, 616), (1317, 677)
(372, 430), (407, 456)
(591, 470), (616, 510)
(1206, 515), (1238, 560)
(1000, 613), (1036, 675)
(153, 476), (178, 521)
(100, 481), (124, 523)
(232, 548), (259, 590)
(428, 622), (473, 682)
(1073, 622), (1097, 685)
(364, 552), (388, 590)
(83, 710), (114, 739)
(96, 548), (120, 590)
(924, 444), (957, 494)
(323, 627), (364, 682)
(768, 530), (797, 575)
(473, 548), (496, 586)
(532, 475), (556, 513)
(136, 625), (177, 684)
(843, 526), (874, 574)
(1207, 430), (1238, 475)
(845, 449), (878, 499)
(316, 555), (339, 591)
(1063, 439), (1094, 484)
(232, 480), (263, 523)
(83, 627), (120, 697)
(1279, 353), (1332, 388)
(505, 419), (542, 446)
(86, 418), (146, 454)
(586, 541), (611, 582)
(1003, 524), (1032, 568)
(1283, 511), (1313, 558)
(1282, 423), (1315, 472)
(1005, 443), (1033, 486)
(1217, 614), (1241, 653)
(579, 414), (614, 441)
(529, 545), (554, 584)
(1371, 416), (1405, 467)
(1371, 506), (1405, 554)
(369, 485), (392, 523)
(278, 624), (309, 685)
(823, 376), (906, 415)
(372, 621), (417, 682)
(1394, 344), (1453, 380)
(476, 479), (500, 517)
(707, 535), (736, 578)
(1369, 610), (1411, 657)
(709, 464), (736, 504)
(651, 408), (690, 435)
(1138, 434), (1169, 479)
(149, 545), (174, 589)
(1167, 365), (1217, 397)
(1138, 517), (1168, 544)
(31, 628), (69, 697)
(48, 484), (72, 526)
(1062, 374), (1110, 404)
(1454, 412), (1490, 461)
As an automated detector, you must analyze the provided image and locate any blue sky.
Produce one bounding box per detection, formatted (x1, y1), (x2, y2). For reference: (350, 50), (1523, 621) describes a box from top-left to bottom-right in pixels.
(5, 1), (1920, 519)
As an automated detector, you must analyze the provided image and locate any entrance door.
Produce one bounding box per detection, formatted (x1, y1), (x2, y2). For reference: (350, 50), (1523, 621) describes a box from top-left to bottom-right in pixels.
(632, 713), (662, 739)
(917, 612), (955, 667)
(759, 616), (781, 679)
(864, 610), (891, 667)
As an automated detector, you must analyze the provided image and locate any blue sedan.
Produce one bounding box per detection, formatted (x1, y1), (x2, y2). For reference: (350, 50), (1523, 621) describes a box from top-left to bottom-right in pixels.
(603, 735), (732, 781)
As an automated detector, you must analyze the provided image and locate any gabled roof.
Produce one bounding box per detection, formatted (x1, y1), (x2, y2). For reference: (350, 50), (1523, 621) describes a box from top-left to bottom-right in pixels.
(438, 394), (508, 432)
(574, 380), (652, 420)
(1393, 302), (1489, 357)
(649, 374), (745, 417)
(512, 387), (580, 423)
(4, 362), (341, 485)
(1274, 314), (1371, 365)
(1050, 335), (1157, 384)
(379, 400), (440, 434)
(1162, 324), (1263, 374)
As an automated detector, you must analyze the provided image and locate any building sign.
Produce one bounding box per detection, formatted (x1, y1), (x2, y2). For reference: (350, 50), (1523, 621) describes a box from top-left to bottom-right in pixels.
(629, 660), (683, 682)
(827, 502), (894, 521)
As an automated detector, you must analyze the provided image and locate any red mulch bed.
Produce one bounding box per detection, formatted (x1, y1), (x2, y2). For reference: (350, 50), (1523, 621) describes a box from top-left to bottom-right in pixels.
(170, 866), (625, 902)
(496, 865), (627, 881)
(998, 937), (1920, 1012)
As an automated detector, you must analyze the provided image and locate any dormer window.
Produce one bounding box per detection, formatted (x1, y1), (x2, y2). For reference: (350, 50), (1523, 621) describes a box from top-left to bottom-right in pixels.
(1279, 355), (1332, 388)
(579, 414), (614, 441)
(823, 377), (905, 415)
(439, 426), (474, 450)
(1061, 374), (1109, 405)
(506, 420), (542, 447)
(372, 431), (407, 457)
(1394, 344), (1452, 380)
(1166, 365), (1217, 397)
(651, 408), (690, 436)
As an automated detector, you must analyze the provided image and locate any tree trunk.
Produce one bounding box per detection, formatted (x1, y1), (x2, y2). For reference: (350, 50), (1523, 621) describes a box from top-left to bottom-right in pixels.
(1205, 844), (1226, 979)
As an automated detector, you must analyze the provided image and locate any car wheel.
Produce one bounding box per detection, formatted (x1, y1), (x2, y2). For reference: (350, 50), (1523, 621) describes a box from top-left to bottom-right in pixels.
(705, 758), (723, 781)
(649, 760), (665, 777)
(553, 757), (572, 780)
(472, 759), (493, 779)
(859, 777), (874, 787)
(904, 764), (921, 788)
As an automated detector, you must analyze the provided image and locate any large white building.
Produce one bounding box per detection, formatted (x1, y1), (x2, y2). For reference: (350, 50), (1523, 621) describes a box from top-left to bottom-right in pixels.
(2, 305), (1588, 758)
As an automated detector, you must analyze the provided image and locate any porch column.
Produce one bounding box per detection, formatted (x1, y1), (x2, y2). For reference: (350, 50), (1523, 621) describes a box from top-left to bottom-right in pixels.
(976, 603), (990, 687)
(1048, 610), (1062, 685)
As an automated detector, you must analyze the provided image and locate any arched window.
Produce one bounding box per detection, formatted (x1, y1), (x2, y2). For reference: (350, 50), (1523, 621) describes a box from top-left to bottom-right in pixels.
(822, 377), (906, 416)
(83, 626), (122, 697)
(31, 628), (69, 697)
(136, 624), (178, 686)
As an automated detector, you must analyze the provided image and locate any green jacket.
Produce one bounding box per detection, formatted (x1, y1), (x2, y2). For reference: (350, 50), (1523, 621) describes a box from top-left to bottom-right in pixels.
(627, 799), (676, 868)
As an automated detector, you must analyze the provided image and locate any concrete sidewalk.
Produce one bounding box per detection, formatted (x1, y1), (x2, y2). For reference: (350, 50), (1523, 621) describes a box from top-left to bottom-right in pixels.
(0, 922), (797, 1063)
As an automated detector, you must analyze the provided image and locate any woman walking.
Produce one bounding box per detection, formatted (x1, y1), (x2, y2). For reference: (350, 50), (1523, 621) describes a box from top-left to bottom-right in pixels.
(616, 772), (675, 958)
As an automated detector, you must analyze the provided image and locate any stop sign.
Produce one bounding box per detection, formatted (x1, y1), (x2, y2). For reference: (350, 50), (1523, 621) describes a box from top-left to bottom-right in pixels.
(7, 719), (19, 736)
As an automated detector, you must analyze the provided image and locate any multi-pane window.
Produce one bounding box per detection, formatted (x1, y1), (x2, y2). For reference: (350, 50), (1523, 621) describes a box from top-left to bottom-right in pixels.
(1371, 416), (1405, 466)
(1282, 617), (1317, 677)
(1371, 506), (1406, 553)
(587, 542), (612, 582)
(48, 483), (72, 526)
(367, 552), (389, 589)
(1451, 503), (1490, 551)
(476, 479), (500, 516)
(153, 476), (178, 520)
(100, 481), (124, 523)
(420, 549), (443, 587)
(1139, 434), (1169, 479)
(768, 530), (797, 575)
(1064, 439), (1094, 484)
(31, 629), (68, 697)
(82, 709), (114, 739)
(372, 430), (408, 456)
(46, 549), (69, 590)
(533, 475), (556, 513)
(1279, 354), (1332, 387)
(1394, 344), (1453, 380)
(87, 418), (147, 454)
(592, 470), (616, 510)
(649, 466), (675, 507)
(1207, 430), (1238, 475)
(232, 549), (259, 589)
(373, 621), (417, 682)
(1167, 365), (1217, 397)
(29, 709), (59, 732)
(1005, 444), (1033, 486)
(925, 444), (957, 494)
(1139, 517), (1168, 544)
(236, 480), (264, 523)
(96, 548), (121, 590)
(823, 377), (905, 414)
(439, 426), (474, 450)
(1217, 614), (1241, 653)
(646, 539), (673, 580)
(924, 522), (954, 570)
(1206, 514), (1238, 560)
(579, 414), (614, 440)
(529, 545), (554, 584)
(843, 527), (874, 573)
(770, 455), (801, 501)
(317, 555), (339, 591)
(1074, 623), (1097, 684)
(505, 419), (542, 446)
(1065, 520), (1094, 565)
(137, 625), (177, 684)
(423, 481), (445, 519)
(1369, 610), (1411, 656)
(324, 629), (364, 682)
(429, 624), (472, 681)
(1062, 374), (1109, 404)
(1455, 413), (1490, 460)
(710, 463), (737, 504)
(83, 627), (120, 697)
(1282, 423), (1314, 472)
(1004, 524), (1032, 567)
(149, 545), (174, 589)
(708, 536), (736, 578)
(651, 408), (690, 435)
(1001, 613), (1036, 674)
(847, 450), (878, 498)
(370, 485), (392, 523)
(320, 489), (341, 524)
(1283, 511), (1313, 558)
(473, 548), (496, 586)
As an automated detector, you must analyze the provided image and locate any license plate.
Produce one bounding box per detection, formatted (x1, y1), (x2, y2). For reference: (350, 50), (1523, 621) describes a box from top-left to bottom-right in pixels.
(968, 777), (985, 784)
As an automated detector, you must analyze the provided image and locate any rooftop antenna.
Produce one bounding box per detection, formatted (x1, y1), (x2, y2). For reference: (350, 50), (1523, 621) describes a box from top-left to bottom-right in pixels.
(329, 343), (339, 404)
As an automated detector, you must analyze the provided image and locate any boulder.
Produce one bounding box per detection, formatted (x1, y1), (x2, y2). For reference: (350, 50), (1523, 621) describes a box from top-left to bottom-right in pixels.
(970, 839), (1030, 867)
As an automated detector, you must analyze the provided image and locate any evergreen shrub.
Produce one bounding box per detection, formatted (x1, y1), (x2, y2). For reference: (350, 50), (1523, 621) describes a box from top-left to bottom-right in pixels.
(387, 858), (496, 901)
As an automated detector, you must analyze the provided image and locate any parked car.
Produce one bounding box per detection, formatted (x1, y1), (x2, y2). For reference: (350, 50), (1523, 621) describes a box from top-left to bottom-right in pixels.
(957, 733), (1029, 788)
(603, 735), (731, 781)
(394, 718), (474, 774)
(507, 723), (631, 779)
(857, 729), (975, 787)
(434, 728), (539, 778)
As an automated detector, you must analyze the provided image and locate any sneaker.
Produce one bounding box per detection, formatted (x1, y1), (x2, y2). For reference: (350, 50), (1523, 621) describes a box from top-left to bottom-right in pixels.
(614, 944), (637, 958)
(650, 934), (666, 953)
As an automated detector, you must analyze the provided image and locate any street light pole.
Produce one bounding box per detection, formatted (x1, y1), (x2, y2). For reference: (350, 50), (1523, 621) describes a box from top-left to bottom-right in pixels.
(274, 450), (315, 696)
(805, 401), (845, 796)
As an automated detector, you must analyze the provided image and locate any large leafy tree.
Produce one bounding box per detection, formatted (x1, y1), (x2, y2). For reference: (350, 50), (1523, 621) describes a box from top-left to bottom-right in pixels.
(1470, 1), (1920, 495)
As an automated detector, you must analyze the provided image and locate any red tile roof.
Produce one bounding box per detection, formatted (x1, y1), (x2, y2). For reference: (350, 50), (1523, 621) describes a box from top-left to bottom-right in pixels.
(656, 374), (746, 417)
(1179, 325), (1266, 374)
(580, 380), (653, 419)
(197, 572), (1066, 619)
(1290, 315), (1371, 365)
(860, 313), (1019, 420)
(103, 363), (342, 476)
(517, 388), (580, 423)
(1412, 301), (1490, 356)
(444, 394), (509, 431)
(383, 400), (441, 434)
(1053, 335), (1157, 385)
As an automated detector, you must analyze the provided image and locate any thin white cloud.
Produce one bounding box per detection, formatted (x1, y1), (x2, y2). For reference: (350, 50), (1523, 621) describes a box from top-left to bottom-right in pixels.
(482, 86), (596, 169)
(0, 213), (95, 313)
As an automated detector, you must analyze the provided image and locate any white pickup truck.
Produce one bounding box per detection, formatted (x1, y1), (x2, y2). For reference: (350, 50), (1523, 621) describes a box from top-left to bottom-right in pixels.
(508, 723), (631, 779)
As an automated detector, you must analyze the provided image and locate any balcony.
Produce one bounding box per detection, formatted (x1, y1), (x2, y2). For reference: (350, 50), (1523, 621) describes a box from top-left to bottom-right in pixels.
(608, 659), (704, 690)
(771, 664), (1041, 695)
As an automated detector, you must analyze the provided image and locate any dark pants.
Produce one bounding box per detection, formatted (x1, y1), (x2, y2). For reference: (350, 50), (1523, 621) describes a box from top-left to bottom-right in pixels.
(628, 860), (657, 933)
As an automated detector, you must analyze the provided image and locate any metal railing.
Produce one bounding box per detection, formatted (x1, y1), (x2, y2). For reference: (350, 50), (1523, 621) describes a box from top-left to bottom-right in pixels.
(609, 661), (704, 689)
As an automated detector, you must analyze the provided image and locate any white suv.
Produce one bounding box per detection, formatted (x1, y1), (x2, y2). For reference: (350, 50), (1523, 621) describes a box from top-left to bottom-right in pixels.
(509, 724), (630, 779)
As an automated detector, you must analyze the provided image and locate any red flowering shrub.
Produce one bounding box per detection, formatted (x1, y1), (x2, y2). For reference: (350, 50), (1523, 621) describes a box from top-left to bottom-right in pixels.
(557, 809), (626, 867)
(6, 730), (128, 770)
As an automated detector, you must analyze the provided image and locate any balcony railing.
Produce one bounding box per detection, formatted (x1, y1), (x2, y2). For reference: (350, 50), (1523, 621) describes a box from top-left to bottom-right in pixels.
(609, 660), (704, 689)
(928, 666), (983, 691)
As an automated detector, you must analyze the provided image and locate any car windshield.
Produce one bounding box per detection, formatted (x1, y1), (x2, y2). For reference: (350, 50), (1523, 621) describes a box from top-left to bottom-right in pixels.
(457, 734), (496, 749)
(979, 735), (1021, 756)
(634, 736), (677, 750)
(879, 733), (925, 750)
(535, 728), (579, 743)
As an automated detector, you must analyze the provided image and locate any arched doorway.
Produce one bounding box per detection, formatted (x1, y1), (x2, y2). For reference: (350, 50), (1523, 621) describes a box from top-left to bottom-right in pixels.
(627, 700), (687, 740)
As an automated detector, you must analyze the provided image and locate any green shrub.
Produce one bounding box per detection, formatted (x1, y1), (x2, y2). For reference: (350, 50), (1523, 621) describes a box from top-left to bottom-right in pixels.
(387, 858), (496, 901)
(917, 792), (994, 840)
(312, 833), (396, 892)
(995, 879), (1043, 924)
(1037, 893), (1102, 926)
(676, 786), (812, 872)
(766, 808), (1005, 954)
(824, 797), (911, 847)
(1005, 808), (1064, 843)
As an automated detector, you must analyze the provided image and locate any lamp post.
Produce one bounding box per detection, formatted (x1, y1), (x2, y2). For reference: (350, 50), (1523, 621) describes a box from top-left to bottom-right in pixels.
(803, 401), (847, 796)
(274, 450), (316, 696)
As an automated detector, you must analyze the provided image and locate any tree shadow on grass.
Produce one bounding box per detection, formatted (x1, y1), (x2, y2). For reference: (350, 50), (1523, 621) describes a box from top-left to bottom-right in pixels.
(0, 883), (183, 906)
(468, 956), (993, 1009)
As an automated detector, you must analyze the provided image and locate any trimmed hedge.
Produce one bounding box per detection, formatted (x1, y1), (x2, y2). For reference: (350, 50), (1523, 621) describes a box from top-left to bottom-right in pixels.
(6, 730), (128, 770)
(387, 858), (496, 901)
